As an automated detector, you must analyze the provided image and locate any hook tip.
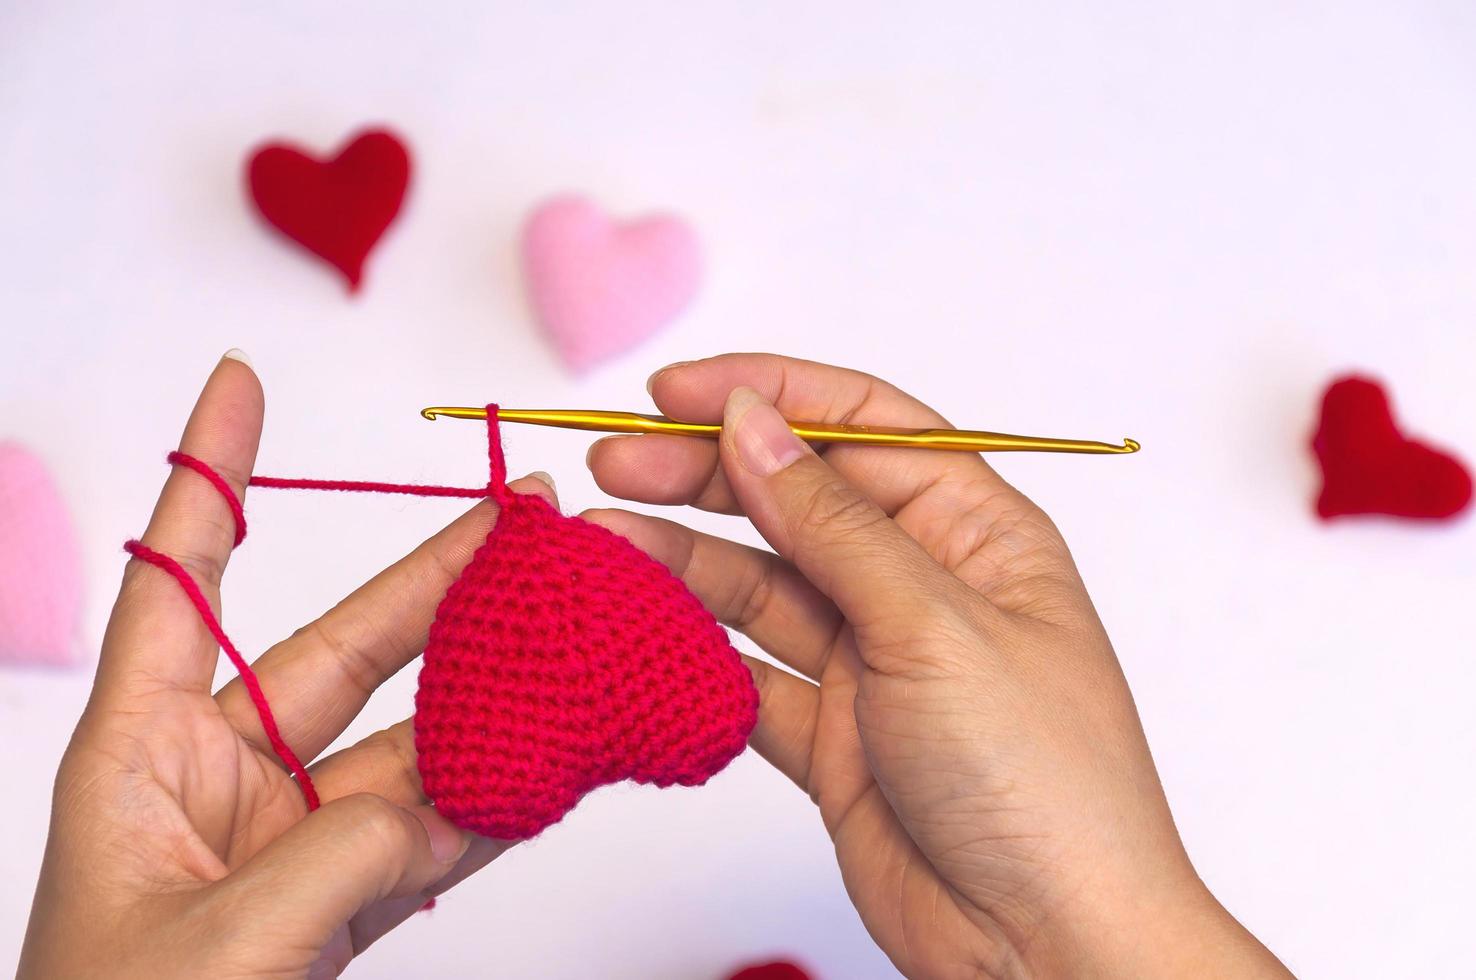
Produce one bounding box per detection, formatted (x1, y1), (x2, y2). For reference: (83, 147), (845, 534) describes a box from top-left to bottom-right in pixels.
(1122, 438), (1140, 453)
(420, 408), (439, 421)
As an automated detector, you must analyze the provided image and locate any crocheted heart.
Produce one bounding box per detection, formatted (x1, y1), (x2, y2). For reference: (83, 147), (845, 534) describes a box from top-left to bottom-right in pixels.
(414, 437), (756, 839)
(0, 442), (83, 667)
(246, 127), (410, 292)
(727, 961), (812, 980)
(1311, 376), (1473, 520)
(521, 195), (701, 373)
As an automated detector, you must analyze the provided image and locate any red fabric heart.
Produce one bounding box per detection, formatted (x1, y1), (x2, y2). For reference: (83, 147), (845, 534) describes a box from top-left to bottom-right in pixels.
(414, 414), (758, 839)
(1311, 376), (1473, 520)
(727, 962), (812, 980)
(246, 128), (410, 292)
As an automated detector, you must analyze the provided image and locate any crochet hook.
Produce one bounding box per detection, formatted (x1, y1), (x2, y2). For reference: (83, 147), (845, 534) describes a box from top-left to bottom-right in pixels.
(420, 407), (1140, 455)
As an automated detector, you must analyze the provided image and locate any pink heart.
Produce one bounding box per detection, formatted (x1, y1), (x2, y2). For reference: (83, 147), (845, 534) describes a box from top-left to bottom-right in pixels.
(0, 442), (83, 668)
(521, 195), (702, 372)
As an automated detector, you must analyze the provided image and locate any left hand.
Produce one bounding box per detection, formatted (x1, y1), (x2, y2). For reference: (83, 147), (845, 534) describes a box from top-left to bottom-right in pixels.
(19, 353), (556, 979)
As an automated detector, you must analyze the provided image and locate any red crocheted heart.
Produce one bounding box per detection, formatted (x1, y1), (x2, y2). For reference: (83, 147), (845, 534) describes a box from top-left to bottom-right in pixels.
(414, 433), (758, 839)
(1311, 376), (1472, 520)
(246, 128), (410, 292)
(727, 962), (812, 980)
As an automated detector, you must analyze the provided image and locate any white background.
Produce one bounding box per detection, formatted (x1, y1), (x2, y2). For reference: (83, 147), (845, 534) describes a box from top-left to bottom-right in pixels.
(3, 2), (1476, 977)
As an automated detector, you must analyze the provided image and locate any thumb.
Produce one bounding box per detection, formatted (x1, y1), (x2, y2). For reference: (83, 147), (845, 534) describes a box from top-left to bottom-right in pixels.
(717, 386), (979, 666)
(204, 794), (470, 961)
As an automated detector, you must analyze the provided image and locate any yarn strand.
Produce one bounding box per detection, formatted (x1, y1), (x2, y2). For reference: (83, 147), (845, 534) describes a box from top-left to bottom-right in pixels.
(123, 538), (321, 809)
(485, 404), (508, 495)
(125, 404), (504, 813)
(167, 451), (248, 545)
(249, 476), (492, 498)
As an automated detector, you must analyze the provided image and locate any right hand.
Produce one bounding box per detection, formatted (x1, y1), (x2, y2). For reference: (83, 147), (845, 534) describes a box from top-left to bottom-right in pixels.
(586, 354), (1290, 978)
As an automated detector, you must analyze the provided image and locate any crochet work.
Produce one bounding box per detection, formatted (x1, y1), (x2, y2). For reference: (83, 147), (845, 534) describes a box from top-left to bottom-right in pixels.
(124, 405), (757, 837)
(416, 412), (758, 839)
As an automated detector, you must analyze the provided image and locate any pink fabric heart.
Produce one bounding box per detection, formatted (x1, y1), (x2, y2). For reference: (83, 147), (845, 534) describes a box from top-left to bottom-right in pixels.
(521, 195), (702, 372)
(0, 442), (83, 668)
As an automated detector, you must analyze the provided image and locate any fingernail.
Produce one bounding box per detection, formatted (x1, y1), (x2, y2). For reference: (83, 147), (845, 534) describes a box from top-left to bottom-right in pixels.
(526, 470), (556, 495)
(413, 806), (470, 864)
(648, 360), (691, 396)
(221, 348), (252, 367)
(727, 386), (808, 477)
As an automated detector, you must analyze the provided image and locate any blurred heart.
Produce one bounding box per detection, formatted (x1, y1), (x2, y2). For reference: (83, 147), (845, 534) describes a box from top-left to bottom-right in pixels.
(414, 454), (756, 840)
(0, 442), (83, 667)
(1311, 376), (1472, 520)
(521, 195), (701, 372)
(727, 961), (813, 980)
(246, 127), (410, 293)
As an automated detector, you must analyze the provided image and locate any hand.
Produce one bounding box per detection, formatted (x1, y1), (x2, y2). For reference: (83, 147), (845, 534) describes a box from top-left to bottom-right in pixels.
(586, 354), (1291, 979)
(20, 354), (555, 979)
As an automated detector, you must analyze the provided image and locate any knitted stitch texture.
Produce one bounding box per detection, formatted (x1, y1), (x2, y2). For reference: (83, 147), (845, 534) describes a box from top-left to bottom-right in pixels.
(415, 423), (758, 838)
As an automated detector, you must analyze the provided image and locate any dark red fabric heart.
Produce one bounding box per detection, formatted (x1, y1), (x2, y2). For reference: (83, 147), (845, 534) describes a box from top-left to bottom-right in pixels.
(1311, 376), (1472, 520)
(246, 128), (410, 292)
(727, 962), (812, 980)
(414, 414), (758, 839)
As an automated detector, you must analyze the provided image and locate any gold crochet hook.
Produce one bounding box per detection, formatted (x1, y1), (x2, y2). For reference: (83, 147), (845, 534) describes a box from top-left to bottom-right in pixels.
(420, 407), (1139, 455)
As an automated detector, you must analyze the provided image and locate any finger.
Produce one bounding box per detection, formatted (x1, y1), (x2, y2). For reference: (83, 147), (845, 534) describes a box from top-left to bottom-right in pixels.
(217, 474), (558, 763)
(597, 357), (1081, 607)
(99, 352), (263, 698)
(308, 718), (514, 957)
(719, 386), (991, 675)
(309, 723), (508, 856)
(308, 718), (424, 805)
(592, 353), (1035, 518)
(828, 787), (959, 976)
(343, 834), (508, 958)
(588, 434), (741, 514)
(205, 793), (471, 961)
(743, 655), (819, 791)
(582, 507), (842, 681)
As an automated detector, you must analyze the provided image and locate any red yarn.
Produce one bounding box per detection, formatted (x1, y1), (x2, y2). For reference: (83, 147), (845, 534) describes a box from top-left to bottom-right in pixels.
(249, 476), (490, 499)
(127, 406), (757, 836)
(128, 436), (500, 812)
(246, 128), (410, 292)
(727, 962), (812, 980)
(247, 411), (506, 502)
(122, 539), (319, 809)
(1311, 376), (1473, 520)
(167, 451), (248, 546)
